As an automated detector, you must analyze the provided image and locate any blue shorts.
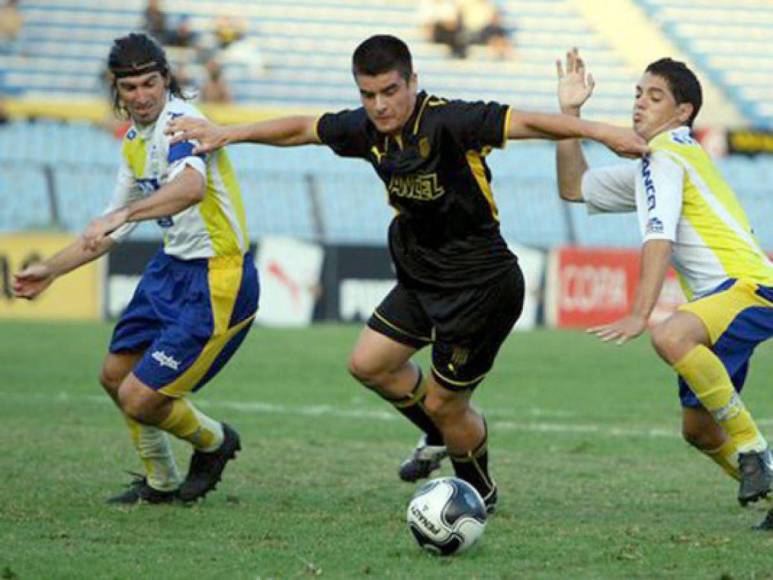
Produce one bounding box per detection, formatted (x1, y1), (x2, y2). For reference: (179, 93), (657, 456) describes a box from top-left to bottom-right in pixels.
(677, 279), (773, 408)
(109, 250), (259, 396)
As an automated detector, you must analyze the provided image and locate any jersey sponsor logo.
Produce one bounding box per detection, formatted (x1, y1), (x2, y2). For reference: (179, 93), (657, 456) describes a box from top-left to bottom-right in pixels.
(152, 350), (180, 371)
(641, 156), (656, 210)
(646, 217), (664, 235)
(387, 173), (445, 201)
(135, 178), (174, 228)
(136, 177), (160, 194)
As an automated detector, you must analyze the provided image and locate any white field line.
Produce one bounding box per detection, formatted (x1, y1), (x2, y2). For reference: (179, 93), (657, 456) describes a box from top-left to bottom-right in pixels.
(2, 390), (772, 438)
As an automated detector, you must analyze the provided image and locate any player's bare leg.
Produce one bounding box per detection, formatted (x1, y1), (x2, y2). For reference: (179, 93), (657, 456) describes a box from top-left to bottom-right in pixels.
(117, 373), (239, 502)
(423, 376), (496, 512)
(348, 327), (447, 481)
(652, 313), (771, 504)
(682, 406), (740, 481)
(348, 327), (419, 399)
(99, 352), (182, 503)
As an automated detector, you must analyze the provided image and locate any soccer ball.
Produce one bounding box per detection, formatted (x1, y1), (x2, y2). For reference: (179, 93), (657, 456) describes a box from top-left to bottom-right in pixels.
(406, 477), (487, 555)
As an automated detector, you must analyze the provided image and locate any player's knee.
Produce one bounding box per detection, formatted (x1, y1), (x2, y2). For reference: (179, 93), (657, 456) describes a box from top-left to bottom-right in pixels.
(650, 322), (683, 363)
(117, 386), (153, 423)
(423, 391), (461, 425)
(347, 351), (383, 386)
(99, 365), (123, 396)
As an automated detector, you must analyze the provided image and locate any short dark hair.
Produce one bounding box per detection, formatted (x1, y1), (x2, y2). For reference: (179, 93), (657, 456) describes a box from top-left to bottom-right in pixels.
(107, 32), (186, 118)
(352, 35), (413, 82)
(645, 58), (703, 127)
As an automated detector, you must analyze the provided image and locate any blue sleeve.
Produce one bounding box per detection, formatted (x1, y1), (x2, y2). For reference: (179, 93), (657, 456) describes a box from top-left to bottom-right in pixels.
(167, 141), (206, 164)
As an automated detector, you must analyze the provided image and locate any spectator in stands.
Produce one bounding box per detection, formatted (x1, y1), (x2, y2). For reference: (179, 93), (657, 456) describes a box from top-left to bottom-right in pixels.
(555, 48), (773, 530)
(417, 0), (467, 59)
(0, 97), (9, 125)
(0, 0), (23, 55)
(200, 58), (232, 104)
(213, 15), (247, 51)
(458, 0), (514, 60)
(167, 35), (647, 515)
(165, 15), (197, 49)
(142, 0), (169, 44)
(207, 13), (265, 77)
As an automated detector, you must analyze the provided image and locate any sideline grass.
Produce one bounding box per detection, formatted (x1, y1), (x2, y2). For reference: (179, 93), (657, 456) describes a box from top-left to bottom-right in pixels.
(1, 321), (773, 579)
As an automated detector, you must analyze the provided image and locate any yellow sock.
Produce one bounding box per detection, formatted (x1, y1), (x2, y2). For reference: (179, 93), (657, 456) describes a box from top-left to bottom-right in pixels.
(704, 439), (740, 482)
(675, 345), (766, 453)
(158, 399), (224, 452)
(123, 414), (181, 491)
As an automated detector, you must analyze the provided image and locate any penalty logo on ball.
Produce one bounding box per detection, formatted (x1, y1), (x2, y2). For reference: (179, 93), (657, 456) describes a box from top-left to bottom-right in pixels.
(406, 477), (487, 555)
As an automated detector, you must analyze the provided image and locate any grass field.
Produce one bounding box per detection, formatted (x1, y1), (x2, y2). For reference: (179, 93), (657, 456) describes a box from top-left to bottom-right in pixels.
(1, 321), (773, 579)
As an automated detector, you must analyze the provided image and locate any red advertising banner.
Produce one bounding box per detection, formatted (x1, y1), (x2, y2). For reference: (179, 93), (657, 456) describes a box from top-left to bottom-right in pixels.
(546, 246), (685, 328)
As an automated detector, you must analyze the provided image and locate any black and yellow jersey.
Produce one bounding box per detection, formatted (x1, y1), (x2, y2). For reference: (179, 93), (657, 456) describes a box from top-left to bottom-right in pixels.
(316, 91), (516, 290)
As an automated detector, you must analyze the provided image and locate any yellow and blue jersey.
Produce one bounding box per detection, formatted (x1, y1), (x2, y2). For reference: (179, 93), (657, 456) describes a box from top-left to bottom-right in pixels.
(107, 95), (249, 260)
(107, 95), (258, 393)
(646, 127), (773, 299)
(583, 126), (773, 300)
(582, 126), (773, 408)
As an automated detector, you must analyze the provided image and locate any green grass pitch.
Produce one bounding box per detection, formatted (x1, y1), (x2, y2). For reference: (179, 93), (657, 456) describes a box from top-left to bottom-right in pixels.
(1, 321), (772, 578)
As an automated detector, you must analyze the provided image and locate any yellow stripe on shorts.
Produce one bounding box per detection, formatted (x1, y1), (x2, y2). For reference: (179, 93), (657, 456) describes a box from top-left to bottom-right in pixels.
(159, 255), (248, 397)
(678, 279), (773, 345)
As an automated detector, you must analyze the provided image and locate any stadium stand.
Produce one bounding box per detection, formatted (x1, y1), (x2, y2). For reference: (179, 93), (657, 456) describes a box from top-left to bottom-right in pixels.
(634, 0), (773, 128)
(1, 1), (771, 250)
(3, 0), (637, 122)
(2, 120), (771, 249)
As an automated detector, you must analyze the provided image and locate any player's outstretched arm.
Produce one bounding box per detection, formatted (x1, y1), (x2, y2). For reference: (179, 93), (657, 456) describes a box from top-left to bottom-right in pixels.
(82, 166), (205, 252)
(508, 110), (648, 159)
(588, 239), (672, 344)
(13, 236), (115, 300)
(166, 115), (321, 154)
(556, 48), (594, 201)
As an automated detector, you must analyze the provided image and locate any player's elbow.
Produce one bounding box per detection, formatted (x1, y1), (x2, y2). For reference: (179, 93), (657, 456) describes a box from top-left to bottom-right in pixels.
(558, 186), (583, 202)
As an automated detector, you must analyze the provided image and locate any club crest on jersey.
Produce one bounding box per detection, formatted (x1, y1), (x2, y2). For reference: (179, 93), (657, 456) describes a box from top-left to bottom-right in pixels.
(671, 132), (695, 145)
(418, 136), (431, 159)
(388, 173), (445, 201)
(646, 217), (664, 235)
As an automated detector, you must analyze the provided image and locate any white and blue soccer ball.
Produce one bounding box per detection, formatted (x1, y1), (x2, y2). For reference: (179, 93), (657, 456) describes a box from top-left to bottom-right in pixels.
(406, 477), (487, 555)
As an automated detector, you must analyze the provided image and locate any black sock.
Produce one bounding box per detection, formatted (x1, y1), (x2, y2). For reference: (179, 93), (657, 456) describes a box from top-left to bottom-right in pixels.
(448, 429), (494, 499)
(386, 369), (444, 446)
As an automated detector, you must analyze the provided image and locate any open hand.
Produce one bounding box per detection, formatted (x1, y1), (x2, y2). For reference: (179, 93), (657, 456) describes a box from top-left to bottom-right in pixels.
(588, 314), (648, 345)
(557, 48), (595, 113)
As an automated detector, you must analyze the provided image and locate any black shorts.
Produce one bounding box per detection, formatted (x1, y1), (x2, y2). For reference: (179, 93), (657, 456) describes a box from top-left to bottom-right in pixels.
(367, 264), (524, 390)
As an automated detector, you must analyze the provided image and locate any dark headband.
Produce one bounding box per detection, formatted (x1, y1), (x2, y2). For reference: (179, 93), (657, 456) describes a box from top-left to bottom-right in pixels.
(111, 60), (166, 79)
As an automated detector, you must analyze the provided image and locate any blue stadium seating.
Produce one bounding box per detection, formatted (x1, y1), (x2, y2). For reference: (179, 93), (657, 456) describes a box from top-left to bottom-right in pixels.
(1, 120), (771, 250)
(635, 0), (773, 128)
(2, 0), (637, 122)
